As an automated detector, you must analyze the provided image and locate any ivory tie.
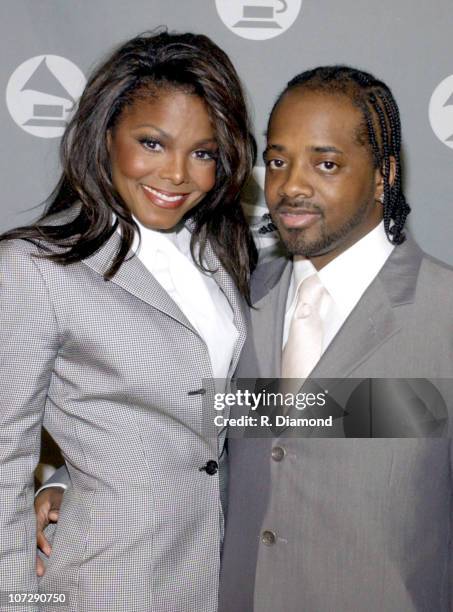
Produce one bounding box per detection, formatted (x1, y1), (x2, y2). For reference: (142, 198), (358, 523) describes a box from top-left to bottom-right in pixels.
(281, 274), (326, 380)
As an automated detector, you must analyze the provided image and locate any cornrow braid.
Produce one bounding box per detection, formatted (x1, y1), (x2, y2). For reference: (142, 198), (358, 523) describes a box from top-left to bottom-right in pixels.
(272, 65), (411, 244)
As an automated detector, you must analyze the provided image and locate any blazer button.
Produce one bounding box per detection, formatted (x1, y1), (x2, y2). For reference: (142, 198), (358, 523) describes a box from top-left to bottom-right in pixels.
(271, 446), (286, 462)
(261, 530), (276, 546)
(199, 460), (218, 475)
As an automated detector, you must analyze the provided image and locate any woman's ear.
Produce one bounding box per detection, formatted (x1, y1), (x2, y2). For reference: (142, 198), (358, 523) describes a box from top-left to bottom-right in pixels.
(374, 155), (396, 203)
(106, 130), (112, 153)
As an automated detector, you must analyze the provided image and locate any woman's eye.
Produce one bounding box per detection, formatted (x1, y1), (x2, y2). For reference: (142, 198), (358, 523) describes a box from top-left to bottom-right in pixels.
(139, 138), (163, 152)
(193, 149), (217, 161)
(266, 158), (285, 169)
(318, 161), (338, 172)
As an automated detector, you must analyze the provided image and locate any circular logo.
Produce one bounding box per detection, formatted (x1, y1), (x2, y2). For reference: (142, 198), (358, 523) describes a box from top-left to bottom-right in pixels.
(215, 0), (303, 40)
(6, 55), (86, 138)
(429, 75), (453, 150)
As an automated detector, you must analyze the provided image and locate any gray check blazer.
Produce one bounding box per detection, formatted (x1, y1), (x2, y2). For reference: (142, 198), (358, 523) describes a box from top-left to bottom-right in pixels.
(0, 229), (247, 612)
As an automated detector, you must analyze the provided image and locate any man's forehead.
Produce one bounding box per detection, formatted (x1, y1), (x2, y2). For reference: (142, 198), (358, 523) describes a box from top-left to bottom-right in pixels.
(267, 90), (366, 146)
(272, 89), (360, 122)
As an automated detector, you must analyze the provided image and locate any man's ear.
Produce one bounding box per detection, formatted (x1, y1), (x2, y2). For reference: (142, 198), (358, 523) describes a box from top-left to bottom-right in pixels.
(374, 155), (396, 202)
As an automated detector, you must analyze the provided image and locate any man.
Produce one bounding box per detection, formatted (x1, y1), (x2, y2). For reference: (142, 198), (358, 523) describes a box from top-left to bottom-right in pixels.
(219, 66), (453, 611)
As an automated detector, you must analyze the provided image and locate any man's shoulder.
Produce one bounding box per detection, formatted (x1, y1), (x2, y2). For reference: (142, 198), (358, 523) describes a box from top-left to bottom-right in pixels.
(420, 250), (453, 277)
(384, 237), (453, 311)
(416, 250), (453, 305)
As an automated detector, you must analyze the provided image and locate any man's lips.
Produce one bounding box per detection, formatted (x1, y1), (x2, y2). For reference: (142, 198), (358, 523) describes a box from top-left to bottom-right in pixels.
(141, 184), (191, 209)
(276, 208), (322, 229)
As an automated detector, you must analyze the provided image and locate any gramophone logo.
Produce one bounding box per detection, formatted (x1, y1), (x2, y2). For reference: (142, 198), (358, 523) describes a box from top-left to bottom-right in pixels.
(6, 55), (86, 138)
(429, 74), (453, 150)
(215, 0), (303, 40)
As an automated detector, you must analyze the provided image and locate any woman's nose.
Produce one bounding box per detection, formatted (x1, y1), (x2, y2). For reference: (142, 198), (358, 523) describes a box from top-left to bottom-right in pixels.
(158, 153), (187, 186)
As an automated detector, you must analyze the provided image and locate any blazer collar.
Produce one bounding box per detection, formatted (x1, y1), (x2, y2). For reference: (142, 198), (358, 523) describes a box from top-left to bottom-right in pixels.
(309, 235), (423, 380)
(251, 235), (424, 381)
(251, 256), (292, 377)
(82, 225), (248, 377)
(82, 229), (195, 330)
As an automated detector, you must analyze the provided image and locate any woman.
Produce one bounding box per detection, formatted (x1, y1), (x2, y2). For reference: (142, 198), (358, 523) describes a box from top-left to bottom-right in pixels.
(0, 31), (256, 611)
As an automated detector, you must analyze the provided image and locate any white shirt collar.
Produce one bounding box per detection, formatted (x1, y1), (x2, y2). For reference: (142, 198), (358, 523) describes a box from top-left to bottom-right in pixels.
(131, 220), (192, 265)
(290, 221), (394, 318)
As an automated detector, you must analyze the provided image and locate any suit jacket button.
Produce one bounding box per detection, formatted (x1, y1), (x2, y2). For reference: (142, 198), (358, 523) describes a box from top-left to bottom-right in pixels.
(271, 446), (286, 462)
(199, 460), (218, 475)
(261, 530), (276, 546)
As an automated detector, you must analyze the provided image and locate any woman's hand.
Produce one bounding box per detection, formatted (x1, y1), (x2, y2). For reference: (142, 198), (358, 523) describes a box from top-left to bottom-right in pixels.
(34, 487), (64, 577)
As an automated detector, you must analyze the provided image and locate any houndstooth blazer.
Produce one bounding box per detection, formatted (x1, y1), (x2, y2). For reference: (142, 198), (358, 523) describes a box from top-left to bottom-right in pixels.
(0, 226), (247, 612)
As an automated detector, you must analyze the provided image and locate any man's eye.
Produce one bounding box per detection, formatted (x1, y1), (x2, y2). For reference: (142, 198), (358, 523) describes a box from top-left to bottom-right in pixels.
(139, 138), (163, 151)
(318, 161), (338, 172)
(266, 159), (285, 169)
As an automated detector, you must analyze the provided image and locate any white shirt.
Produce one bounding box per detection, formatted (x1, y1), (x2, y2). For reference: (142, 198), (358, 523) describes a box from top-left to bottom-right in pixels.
(283, 222), (395, 353)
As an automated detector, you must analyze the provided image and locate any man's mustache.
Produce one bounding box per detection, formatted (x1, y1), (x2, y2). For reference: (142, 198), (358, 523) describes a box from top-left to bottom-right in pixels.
(273, 197), (324, 216)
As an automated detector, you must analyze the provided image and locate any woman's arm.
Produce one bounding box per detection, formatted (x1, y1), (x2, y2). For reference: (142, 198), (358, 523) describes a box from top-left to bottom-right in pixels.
(0, 241), (60, 601)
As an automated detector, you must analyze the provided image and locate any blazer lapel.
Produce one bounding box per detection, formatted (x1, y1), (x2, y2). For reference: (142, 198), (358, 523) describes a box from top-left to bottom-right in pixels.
(310, 280), (399, 379)
(251, 257), (292, 377)
(82, 230), (197, 333)
(82, 227), (249, 378)
(312, 236), (423, 380)
(273, 236), (424, 436)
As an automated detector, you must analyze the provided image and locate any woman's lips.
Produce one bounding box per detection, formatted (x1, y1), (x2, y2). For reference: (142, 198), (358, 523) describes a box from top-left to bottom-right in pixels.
(278, 209), (321, 229)
(141, 184), (190, 209)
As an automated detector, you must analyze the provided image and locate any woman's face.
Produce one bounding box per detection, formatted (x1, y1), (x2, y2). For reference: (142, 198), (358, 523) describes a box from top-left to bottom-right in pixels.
(108, 88), (218, 230)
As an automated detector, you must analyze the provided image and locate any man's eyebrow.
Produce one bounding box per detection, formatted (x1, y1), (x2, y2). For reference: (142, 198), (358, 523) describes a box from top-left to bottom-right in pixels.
(263, 144), (344, 156)
(310, 145), (343, 154)
(263, 144), (285, 155)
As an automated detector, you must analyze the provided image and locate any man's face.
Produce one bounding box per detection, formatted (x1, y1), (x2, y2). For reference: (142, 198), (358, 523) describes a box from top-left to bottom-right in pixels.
(264, 89), (384, 269)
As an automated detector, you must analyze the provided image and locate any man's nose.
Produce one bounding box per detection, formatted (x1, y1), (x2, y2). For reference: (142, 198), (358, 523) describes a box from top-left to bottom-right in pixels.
(278, 165), (314, 200)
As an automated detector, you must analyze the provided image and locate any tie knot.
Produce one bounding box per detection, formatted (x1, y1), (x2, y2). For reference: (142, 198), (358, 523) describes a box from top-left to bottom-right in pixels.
(294, 274), (325, 319)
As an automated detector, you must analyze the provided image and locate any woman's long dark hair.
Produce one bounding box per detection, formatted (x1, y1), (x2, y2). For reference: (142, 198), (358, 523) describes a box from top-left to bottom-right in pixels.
(0, 30), (257, 301)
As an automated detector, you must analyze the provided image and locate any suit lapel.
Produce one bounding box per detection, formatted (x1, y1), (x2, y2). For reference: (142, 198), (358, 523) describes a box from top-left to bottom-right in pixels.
(271, 237), (424, 436)
(81, 230), (193, 334)
(82, 228), (248, 377)
(310, 279), (399, 379)
(251, 257), (292, 377)
(312, 236), (423, 379)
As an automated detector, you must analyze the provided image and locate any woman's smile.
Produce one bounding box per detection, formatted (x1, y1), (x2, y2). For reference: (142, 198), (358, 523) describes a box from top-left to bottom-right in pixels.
(140, 184), (191, 208)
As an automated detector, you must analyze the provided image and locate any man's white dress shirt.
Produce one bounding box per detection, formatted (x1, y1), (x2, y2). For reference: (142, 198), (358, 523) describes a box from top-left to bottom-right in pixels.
(283, 222), (395, 355)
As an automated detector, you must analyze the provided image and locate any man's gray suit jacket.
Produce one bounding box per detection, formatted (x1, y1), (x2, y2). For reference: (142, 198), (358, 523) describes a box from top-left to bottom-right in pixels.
(0, 230), (247, 612)
(219, 237), (453, 612)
